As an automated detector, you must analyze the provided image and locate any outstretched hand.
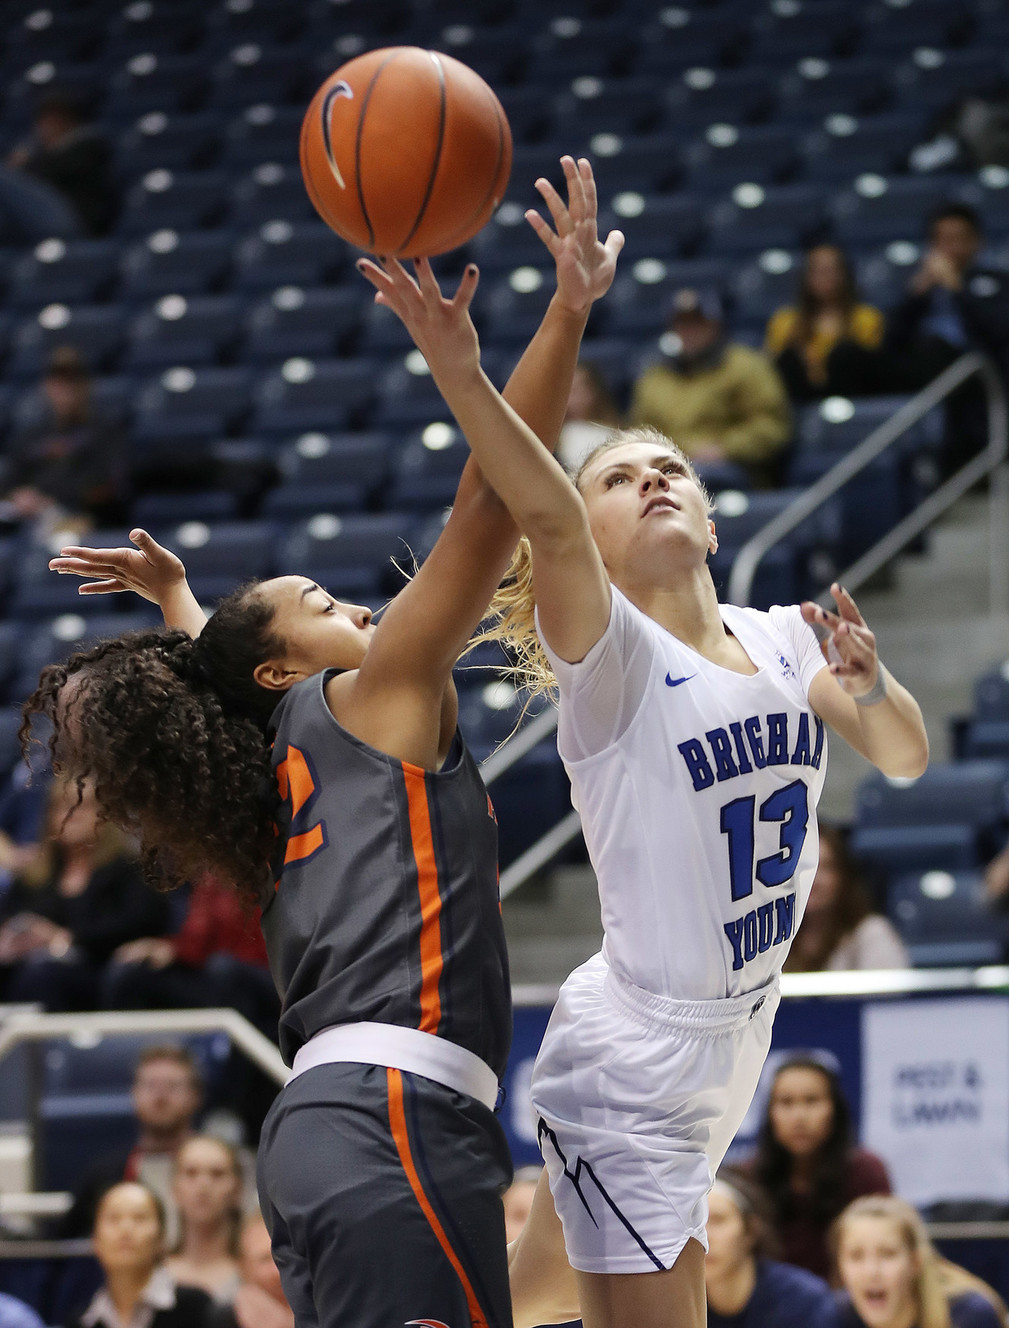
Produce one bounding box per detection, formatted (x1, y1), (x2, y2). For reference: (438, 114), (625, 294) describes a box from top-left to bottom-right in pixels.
(356, 255), (481, 384)
(526, 155), (624, 315)
(49, 528), (187, 605)
(801, 583), (881, 700)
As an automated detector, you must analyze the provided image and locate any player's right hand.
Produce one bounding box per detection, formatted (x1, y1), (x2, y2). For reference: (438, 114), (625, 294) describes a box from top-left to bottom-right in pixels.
(49, 528), (188, 606)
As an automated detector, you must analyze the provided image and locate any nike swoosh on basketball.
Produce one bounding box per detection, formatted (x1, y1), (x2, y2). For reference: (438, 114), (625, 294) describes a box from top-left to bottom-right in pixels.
(665, 673), (696, 687)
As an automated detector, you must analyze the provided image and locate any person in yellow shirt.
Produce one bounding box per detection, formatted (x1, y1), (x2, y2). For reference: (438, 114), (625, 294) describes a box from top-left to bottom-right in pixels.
(765, 245), (885, 402)
(630, 287), (791, 488)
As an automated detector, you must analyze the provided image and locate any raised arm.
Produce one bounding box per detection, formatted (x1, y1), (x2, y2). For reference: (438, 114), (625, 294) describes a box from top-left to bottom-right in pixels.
(348, 159), (622, 753)
(803, 584), (929, 779)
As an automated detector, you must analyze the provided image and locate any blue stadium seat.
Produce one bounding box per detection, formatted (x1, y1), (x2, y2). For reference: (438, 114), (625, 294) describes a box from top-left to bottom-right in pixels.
(229, 162), (318, 225)
(152, 519), (278, 601)
(7, 304), (125, 379)
(497, 86), (556, 145)
(704, 184), (826, 257)
(774, 56), (894, 123)
(118, 168), (231, 237)
(524, 17), (638, 81)
(206, 42), (311, 110)
(600, 194), (706, 261)
(12, 606), (162, 697)
(830, 175), (962, 247)
(205, 0), (308, 48)
(117, 111), (222, 176)
(231, 220), (347, 292)
(745, 1), (860, 66)
(552, 76), (665, 139)
(387, 426), (470, 510)
(7, 238), (119, 310)
(681, 125), (799, 192)
(606, 259), (730, 339)
(119, 230), (234, 300)
(134, 366), (252, 443)
(583, 131), (684, 196)
(480, 267), (557, 346)
(261, 431), (392, 517)
(132, 491), (240, 525)
(357, 300), (424, 354)
(220, 103), (304, 167)
(104, 2), (206, 61)
(974, 663), (1009, 722)
(280, 511), (418, 598)
(372, 358), (460, 431)
(854, 243), (923, 311)
(957, 720), (1009, 761)
(890, 47), (1009, 117)
(103, 52), (209, 118)
(4, 8), (102, 64)
(708, 488), (842, 609)
(251, 358), (379, 437)
(888, 870), (1009, 966)
(798, 111), (930, 183)
(123, 295), (243, 370)
(858, 0), (971, 56)
(242, 287), (364, 363)
(631, 7), (751, 75)
(729, 251), (803, 330)
(660, 67), (778, 133)
(854, 759), (1009, 871)
(468, 205), (561, 275)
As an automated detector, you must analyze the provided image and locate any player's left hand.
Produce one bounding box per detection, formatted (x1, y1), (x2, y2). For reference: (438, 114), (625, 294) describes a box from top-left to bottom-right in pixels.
(801, 583), (881, 700)
(527, 155), (624, 315)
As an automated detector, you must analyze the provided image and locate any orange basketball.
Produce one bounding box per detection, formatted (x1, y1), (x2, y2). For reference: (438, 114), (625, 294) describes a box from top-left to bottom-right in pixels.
(300, 46), (513, 259)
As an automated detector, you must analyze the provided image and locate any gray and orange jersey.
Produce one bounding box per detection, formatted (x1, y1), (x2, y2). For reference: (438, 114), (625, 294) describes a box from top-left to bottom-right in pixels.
(262, 671), (512, 1079)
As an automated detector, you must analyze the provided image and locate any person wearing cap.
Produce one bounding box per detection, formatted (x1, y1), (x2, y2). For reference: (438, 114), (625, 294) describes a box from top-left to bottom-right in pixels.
(1, 345), (128, 535)
(705, 1167), (839, 1328)
(629, 286), (792, 487)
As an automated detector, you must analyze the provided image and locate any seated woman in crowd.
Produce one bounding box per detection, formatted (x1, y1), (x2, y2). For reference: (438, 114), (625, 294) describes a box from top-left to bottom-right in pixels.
(785, 826), (909, 972)
(765, 245), (886, 401)
(0, 777), (169, 1010)
(833, 1195), (1007, 1328)
(72, 1181), (211, 1328)
(749, 1056), (891, 1278)
(208, 1213), (295, 1328)
(706, 1166), (839, 1328)
(165, 1136), (243, 1303)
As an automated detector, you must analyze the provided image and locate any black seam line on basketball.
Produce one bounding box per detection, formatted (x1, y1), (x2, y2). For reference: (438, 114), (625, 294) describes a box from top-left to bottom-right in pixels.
(440, 88), (508, 253)
(537, 1119), (668, 1272)
(356, 51), (401, 251)
(399, 50), (447, 255)
(301, 119), (344, 239)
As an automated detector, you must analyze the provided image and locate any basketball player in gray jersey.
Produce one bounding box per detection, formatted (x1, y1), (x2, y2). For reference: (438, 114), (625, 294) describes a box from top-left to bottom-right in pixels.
(33, 157), (623, 1328)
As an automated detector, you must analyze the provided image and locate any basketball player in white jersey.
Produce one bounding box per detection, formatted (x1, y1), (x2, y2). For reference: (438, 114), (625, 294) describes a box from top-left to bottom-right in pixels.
(360, 252), (929, 1328)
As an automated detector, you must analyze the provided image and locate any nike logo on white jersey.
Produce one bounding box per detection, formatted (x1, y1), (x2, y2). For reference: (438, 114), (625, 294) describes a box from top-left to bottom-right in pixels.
(665, 673), (695, 687)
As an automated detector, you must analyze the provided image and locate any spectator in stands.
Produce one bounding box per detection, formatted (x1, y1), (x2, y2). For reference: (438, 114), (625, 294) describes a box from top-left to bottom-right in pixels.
(72, 1181), (211, 1328)
(207, 1214), (294, 1328)
(629, 287), (792, 487)
(705, 1166), (839, 1328)
(0, 1293), (44, 1328)
(165, 1136), (243, 1303)
(765, 246), (886, 402)
(749, 1056), (891, 1278)
(885, 202), (1009, 476)
(0, 346), (128, 536)
(63, 1045), (204, 1240)
(785, 826), (909, 972)
(3, 92), (116, 239)
(557, 361), (621, 473)
(0, 776), (169, 1010)
(503, 1166), (544, 1245)
(832, 1195), (1007, 1328)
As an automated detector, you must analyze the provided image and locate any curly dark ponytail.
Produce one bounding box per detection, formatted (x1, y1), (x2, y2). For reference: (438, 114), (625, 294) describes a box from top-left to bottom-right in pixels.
(20, 584), (288, 902)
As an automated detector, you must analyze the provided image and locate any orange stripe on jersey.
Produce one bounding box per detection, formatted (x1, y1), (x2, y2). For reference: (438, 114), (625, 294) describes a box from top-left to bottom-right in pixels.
(402, 763), (443, 1034)
(386, 1068), (489, 1328)
(278, 746), (314, 817)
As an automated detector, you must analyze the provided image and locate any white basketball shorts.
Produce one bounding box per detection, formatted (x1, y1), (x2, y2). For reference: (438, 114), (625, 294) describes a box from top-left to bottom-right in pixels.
(529, 952), (780, 1275)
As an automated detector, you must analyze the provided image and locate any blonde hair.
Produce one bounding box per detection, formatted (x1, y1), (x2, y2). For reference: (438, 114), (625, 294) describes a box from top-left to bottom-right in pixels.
(831, 1196), (1008, 1328)
(475, 427), (712, 698)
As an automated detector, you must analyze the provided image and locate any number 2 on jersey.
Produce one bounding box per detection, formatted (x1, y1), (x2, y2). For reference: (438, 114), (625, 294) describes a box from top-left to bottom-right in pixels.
(720, 779), (808, 902)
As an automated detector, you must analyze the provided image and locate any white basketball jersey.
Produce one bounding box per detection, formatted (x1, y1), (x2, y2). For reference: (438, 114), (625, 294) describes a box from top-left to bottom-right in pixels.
(539, 586), (829, 1001)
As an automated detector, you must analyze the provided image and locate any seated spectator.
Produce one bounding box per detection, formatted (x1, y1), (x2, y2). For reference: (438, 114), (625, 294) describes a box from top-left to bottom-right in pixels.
(749, 1056), (891, 1278)
(3, 92), (116, 238)
(71, 1182), (211, 1328)
(0, 776), (169, 1010)
(62, 1044), (204, 1240)
(885, 202), (1009, 476)
(165, 1136), (243, 1303)
(0, 1293), (45, 1328)
(556, 361), (621, 473)
(785, 826), (909, 972)
(0, 347), (128, 536)
(706, 1167), (839, 1328)
(765, 246), (886, 402)
(833, 1195), (1007, 1328)
(629, 287), (791, 487)
(208, 1214), (295, 1328)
